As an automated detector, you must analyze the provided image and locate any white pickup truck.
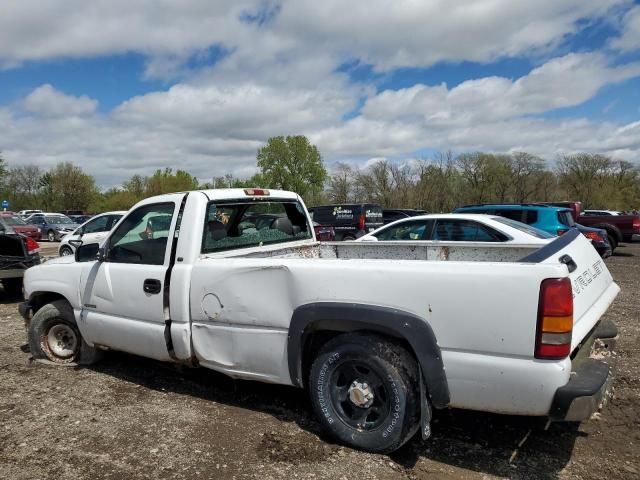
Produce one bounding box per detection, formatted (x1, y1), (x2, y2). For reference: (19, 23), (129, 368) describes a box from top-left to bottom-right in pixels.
(19, 188), (620, 453)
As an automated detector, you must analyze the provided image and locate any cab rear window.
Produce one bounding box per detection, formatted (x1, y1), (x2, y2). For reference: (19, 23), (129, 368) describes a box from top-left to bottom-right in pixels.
(202, 200), (312, 253)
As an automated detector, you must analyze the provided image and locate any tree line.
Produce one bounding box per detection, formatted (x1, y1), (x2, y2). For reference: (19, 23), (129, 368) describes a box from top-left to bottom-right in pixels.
(1, 136), (639, 213)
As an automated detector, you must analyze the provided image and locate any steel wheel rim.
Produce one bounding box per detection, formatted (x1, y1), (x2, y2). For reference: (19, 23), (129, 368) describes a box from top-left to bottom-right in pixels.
(46, 323), (78, 359)
(329, 360), (391, 431)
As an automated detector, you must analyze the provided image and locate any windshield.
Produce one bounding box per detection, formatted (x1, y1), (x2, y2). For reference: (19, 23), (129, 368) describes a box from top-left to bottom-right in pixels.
(45, 215), (74, 224)
(2, 215), (27, 226)
(492, 217), (554, 239)
(202, 200), (312, 253)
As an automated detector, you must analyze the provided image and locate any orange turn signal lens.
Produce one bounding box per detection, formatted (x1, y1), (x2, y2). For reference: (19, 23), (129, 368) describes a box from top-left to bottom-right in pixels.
(541, 315), (573, 333)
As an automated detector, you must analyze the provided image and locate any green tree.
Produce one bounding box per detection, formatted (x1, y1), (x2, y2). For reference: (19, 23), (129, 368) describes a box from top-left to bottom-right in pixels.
(257, 135), (327, 200)
(3, 165), (43, 210)
(47, 162), (97, 211)
(145, 168), (199, 196)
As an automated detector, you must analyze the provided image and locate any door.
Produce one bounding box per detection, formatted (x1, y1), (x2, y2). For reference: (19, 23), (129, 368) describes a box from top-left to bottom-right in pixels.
(78, 200), (180, 360)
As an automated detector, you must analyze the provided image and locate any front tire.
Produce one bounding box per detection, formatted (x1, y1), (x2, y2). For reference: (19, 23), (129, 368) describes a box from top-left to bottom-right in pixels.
(59, 245), (74, 256)
(28, 300), (102, 365)
(47, 230), (56, 242)
(309, 333), (420, 453)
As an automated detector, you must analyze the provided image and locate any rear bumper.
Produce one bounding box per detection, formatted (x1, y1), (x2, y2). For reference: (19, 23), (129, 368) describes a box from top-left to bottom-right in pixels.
(549, 320), (618, 421)
(631, 234), (640, 242)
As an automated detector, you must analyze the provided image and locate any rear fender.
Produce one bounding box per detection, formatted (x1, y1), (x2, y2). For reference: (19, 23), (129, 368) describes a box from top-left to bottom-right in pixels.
(288, 302), (450, 409)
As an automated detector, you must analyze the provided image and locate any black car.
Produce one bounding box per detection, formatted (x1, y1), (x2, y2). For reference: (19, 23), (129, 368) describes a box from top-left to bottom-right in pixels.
(308, 204), (384, 240)
(382, 208), (428, 224)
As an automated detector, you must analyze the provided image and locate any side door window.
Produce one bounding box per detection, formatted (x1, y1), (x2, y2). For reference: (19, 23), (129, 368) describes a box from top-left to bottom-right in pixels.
(83, 216), (110, 234)
(433, 219), (507, 242)
(106, 203), (175, 265)
(375, 220), (434, 240)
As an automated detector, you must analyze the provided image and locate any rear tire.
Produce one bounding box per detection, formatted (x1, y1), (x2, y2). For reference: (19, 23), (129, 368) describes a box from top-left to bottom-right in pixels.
(608, 235), (618, 252)
(309, 333), (420, 453)
(28, 300), (102, 365)
(1, 278), (23, 297)
(47, 230), (56, 242)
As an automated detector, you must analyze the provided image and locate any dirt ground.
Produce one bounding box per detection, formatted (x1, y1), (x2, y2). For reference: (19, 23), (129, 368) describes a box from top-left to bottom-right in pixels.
(1, 243), (638, 480)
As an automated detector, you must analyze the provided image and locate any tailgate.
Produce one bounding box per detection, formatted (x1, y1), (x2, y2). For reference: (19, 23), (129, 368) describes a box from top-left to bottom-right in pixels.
(523, 229), (620, 351)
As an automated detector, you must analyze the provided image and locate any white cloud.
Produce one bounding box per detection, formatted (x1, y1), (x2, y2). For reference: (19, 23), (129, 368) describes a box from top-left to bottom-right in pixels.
(0, 0), (627, 73)
(611, 5), (640, 51)
(362, 53), (640, 125)
(21, 84), (98, 117)
(1, 2), (640, 187)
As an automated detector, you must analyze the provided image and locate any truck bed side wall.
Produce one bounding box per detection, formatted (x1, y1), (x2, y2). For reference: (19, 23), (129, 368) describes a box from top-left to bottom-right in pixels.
(188, 256), (571, 414)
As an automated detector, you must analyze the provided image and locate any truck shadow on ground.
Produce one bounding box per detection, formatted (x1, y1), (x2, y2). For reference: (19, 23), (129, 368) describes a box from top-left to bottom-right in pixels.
(84, 351), (580, 480)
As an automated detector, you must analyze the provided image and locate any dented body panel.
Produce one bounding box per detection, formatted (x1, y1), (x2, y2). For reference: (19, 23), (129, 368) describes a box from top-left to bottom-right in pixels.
(22, 189), (619, 418)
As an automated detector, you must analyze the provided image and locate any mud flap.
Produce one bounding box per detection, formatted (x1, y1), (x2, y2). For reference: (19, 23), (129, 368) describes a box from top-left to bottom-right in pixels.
(419, 366), (432, 440)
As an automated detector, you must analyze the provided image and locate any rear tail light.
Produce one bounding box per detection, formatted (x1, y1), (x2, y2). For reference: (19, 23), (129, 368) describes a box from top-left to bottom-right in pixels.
(557, 229), (568, 236)
(244, 188), (270, 196)
(633, 217), (640, 232)
(25, 236), (40, 254)
(583, 231), (603, 242)
(358, 214), (365, 231)
(535, 278), (573, 359)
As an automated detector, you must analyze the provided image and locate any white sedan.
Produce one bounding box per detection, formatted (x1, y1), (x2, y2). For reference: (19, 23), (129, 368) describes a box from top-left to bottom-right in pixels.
(357, 213), (554, 245)
(58, 211), (126, 256)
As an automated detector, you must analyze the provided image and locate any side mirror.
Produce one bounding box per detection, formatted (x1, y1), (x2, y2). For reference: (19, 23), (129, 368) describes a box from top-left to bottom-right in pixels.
(75, 243), (100, 262)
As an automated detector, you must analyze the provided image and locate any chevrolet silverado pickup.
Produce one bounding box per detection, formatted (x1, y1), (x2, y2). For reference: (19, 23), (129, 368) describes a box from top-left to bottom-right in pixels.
(19, 189), (620, 453)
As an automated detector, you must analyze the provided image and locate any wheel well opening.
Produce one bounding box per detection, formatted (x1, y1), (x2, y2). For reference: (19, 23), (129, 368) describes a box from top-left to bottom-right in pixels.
(30, 292), (69, 315)
(300, 327), (415, 388)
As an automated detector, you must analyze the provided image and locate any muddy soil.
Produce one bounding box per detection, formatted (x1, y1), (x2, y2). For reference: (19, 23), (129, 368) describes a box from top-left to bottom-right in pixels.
(1, 243), (638, 479)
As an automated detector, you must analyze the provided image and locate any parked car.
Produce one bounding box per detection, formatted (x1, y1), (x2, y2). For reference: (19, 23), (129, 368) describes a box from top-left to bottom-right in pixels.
(58, 211), (126, 256)
(0, 225), (40, 296)
(357, 214), (553, 245)
(453, 204), (612, 257)
(382, 208), (428, 224)
(25, 213), (80, 242)
(0, 213), (42, 240)
(20, 188), (619, 454)
(578, 212), (640, 249)
(539, 201), (640, 249)
(308, 203), (384, 240)
(17, 209), (42, 218)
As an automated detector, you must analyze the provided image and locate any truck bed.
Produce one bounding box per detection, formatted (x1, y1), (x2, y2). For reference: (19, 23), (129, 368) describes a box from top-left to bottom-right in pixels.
(209, 240), (542, 262)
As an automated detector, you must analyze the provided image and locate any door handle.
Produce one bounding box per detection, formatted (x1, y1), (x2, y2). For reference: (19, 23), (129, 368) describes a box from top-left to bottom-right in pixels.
(143, 279), (162, 294)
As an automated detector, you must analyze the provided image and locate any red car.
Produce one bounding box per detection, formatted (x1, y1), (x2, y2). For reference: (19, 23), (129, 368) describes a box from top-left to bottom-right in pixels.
(0, 213), (42, 241)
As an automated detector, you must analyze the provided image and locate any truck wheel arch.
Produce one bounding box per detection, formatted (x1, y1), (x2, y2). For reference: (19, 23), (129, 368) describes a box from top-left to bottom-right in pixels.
(592, 223), (622, 243)
(288, 302), (450, 409)
(28, 291), (71, 316)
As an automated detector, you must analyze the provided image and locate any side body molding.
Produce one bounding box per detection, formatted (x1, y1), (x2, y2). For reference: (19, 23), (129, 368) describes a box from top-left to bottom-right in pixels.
(288, 302), (450, 409)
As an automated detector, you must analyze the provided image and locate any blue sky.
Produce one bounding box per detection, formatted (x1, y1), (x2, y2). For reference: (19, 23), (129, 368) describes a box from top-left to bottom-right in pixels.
(1, 0), (639, 187)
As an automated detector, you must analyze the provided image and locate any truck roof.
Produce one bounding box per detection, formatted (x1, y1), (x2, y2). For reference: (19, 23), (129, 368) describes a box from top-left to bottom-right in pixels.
(140, 188), (301, 204)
